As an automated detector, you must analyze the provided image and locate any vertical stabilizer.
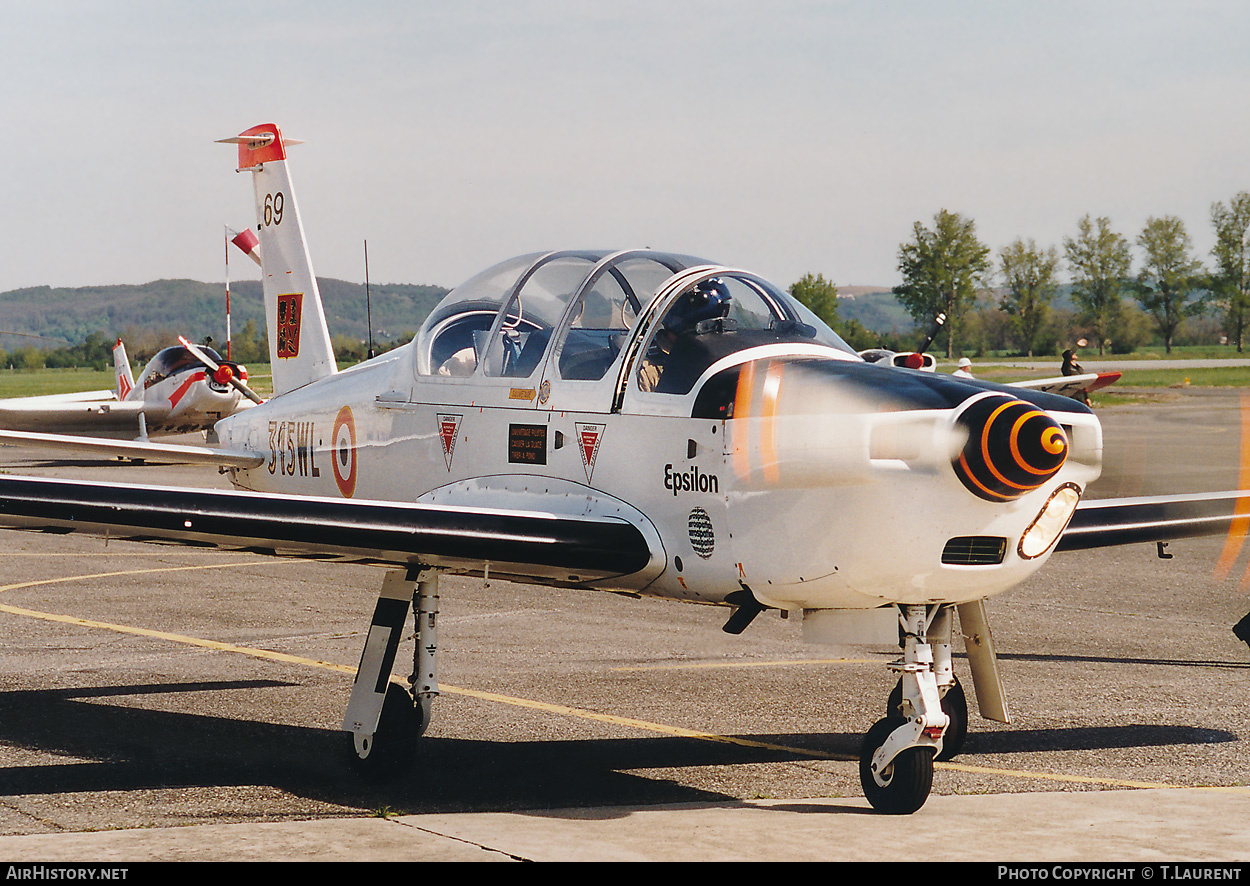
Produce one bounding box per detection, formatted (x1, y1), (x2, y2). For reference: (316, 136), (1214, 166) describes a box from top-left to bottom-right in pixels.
(219, 124), (337, 396)
(114, 339), (136, 401)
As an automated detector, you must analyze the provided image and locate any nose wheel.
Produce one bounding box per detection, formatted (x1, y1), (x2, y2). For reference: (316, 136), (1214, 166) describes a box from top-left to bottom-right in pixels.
(859, 716), (934, 815)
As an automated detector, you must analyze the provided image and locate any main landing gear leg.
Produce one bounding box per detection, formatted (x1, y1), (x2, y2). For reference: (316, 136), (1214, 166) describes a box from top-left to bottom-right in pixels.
(342, 567), (440, 778)
(860, 604), (949, 814)
(411, 572), (440, 737)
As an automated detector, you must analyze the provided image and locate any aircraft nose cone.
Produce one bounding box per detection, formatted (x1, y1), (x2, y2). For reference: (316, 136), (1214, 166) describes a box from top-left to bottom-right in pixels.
(953, 395), (1068, 501)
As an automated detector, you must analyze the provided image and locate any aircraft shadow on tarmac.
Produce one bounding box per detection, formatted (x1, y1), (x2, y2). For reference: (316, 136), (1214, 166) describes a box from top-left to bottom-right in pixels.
(0, 680), (1236, 817)
(996, 651), (1250, 671)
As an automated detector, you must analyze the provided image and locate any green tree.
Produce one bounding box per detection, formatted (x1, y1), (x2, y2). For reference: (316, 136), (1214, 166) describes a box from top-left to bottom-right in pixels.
(788, 273), (840, 328)
(1210, 192), (1250, 352)
(998, 238), (1059, 357)
(1064, 215), (1133, 355)
(893, 209), (991, 358)
(229, 318), (267, 364)
(1133, 215), (1203, 354)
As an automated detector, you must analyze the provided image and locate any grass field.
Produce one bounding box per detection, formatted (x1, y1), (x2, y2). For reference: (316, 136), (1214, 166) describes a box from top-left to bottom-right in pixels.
(973, 344), (1250, 362)
(0, 365), (275, 400)
(977, 365), (1250, 388)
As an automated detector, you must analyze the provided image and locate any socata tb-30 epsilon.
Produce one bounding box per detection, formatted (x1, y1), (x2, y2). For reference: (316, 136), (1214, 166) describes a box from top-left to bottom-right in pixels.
(0, 123), (1242, 814)
(0, 337), (259, 441)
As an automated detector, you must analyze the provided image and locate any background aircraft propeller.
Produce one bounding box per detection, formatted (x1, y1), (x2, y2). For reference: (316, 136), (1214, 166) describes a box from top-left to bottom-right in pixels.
(178, 336), (264, 404)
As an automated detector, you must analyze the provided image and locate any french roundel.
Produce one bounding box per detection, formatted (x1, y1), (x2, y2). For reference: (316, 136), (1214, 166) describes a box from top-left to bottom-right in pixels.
(332, 405), (357, 498)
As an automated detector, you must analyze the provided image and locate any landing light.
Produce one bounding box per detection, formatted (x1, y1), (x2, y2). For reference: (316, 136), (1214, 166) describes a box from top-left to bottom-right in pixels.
(1018, 483), (1082, 560)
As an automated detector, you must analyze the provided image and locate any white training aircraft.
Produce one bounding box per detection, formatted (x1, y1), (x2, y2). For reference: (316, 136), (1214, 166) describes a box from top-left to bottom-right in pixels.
(0, 123), (1245, 815)
(0, 337), (260, 441)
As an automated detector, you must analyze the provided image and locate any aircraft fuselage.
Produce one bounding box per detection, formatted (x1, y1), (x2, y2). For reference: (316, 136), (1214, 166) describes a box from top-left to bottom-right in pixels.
(216, 338), (1102, 612)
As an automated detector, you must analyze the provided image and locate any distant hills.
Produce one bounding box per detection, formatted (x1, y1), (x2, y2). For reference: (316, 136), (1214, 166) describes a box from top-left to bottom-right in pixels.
(836, 286), (915, 334)
(0, 277), (938, 351)
(0, 278), (449, 349)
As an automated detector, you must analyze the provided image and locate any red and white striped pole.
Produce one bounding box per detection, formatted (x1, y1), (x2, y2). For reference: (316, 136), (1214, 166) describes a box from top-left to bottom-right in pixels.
(225, 227), (261, 361)
(223, 226), (232, 359)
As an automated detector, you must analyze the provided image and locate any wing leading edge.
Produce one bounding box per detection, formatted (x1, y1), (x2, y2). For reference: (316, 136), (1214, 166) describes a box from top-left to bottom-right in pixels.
(0, 475), (658, 585)
(1057, 490), (1250, 552)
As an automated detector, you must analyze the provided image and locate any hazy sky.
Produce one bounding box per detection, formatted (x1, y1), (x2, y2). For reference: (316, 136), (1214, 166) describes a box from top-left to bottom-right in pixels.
(3, 1), (1248, 295)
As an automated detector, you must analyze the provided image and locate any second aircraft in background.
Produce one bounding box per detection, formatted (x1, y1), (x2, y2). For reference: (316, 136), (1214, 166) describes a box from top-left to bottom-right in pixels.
(0, 338), (259, 440)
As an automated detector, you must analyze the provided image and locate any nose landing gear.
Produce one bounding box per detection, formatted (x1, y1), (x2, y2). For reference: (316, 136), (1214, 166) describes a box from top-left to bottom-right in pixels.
(859, 604), (951, 813)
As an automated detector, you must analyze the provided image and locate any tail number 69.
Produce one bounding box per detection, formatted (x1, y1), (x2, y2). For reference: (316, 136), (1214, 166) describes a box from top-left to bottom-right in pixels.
(263, 192), (284, 226)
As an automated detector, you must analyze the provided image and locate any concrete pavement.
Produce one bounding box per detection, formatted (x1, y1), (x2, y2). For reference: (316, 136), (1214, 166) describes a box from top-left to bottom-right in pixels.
(1, 788), (1248, 861)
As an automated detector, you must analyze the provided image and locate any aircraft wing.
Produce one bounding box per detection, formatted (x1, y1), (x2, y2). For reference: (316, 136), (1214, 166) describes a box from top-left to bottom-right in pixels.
(0, 429), (264, 468)
(0, 394), (149, 435)
(1056, 490), (1250, 551)
(0, 474), (656, 584)
(0, 390), (117, 405)
(1011, 372), (1121, 399)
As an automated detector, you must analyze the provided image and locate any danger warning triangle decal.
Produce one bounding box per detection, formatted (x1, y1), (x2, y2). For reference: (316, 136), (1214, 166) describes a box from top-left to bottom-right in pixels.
(575, 422), (605, 482)
(438, 413), (462, 471)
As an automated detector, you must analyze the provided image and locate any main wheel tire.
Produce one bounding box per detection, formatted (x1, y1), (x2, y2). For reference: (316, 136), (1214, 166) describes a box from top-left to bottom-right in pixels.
(347, 682), (421, 781)
(859, 716), (934, 815)
(887, 676), (969, 762)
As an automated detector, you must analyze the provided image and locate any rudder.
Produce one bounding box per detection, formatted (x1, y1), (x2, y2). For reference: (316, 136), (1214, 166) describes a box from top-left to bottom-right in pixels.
(114, 339), (135, 401)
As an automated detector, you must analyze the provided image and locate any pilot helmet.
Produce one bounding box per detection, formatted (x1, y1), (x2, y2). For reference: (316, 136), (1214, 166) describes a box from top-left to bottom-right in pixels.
(664, 278), (731, 332)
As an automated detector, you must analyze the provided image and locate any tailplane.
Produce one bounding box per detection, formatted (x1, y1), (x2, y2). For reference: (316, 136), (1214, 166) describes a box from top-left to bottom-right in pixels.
(218, 124), (337, 396)
(113, 339), (135, 400)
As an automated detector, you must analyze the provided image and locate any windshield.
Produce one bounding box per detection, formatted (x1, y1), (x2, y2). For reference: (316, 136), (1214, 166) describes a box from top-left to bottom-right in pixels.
(140, 345), (222, 389)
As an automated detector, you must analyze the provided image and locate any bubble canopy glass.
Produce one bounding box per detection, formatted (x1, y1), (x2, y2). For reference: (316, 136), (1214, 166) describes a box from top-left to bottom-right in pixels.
(413, 250), (855, 380)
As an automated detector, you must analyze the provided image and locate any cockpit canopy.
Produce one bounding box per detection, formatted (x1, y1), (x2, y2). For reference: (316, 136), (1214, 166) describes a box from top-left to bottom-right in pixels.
(140, 345), (223, 390)
(413, 249), (856, 388)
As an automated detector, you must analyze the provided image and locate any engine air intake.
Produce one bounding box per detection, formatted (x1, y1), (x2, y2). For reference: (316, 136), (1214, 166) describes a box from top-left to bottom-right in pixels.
(941, 536), (1007, 565)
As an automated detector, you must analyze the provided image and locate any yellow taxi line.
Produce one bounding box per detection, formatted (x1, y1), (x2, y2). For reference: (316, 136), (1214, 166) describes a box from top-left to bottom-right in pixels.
(0, 561), (267, 596)
(611, 659), (881, 671)
(0, 563), (1185, 792)
(0, 551), (243, 557)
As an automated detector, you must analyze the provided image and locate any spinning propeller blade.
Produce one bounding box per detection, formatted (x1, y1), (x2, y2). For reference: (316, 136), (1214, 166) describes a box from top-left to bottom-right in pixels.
(178, 336), (264, 404)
